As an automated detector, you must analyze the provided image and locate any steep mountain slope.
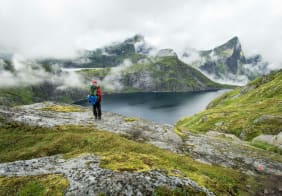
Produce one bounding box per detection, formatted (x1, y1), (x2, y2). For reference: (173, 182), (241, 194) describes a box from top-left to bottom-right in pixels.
(0, 83), (86, 106)
(40, 34), (152, 68)
(119, 56), (225, 92)
(181, 36), (269, 84)
(176, 69), (282, 142)
(79, 55), (228, 93)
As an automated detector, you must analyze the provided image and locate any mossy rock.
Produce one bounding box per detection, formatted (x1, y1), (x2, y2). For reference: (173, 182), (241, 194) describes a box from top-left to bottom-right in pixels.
(250, 140), (282, 155)
(40, 105), (85, 112)
(0, 174), (68, 196)
(124, 117), (139, 122)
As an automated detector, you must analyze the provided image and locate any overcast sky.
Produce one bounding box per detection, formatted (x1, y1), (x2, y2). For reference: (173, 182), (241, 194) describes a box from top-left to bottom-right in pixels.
(0, 0), (281, 68)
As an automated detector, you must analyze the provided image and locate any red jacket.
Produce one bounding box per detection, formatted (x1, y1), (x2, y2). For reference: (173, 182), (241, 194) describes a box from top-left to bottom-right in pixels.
(97, 86), (102, 102)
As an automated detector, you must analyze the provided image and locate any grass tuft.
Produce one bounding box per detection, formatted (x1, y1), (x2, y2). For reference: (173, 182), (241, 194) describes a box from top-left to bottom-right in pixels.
(124, 117), (139, 122)
(0, 174), (68, 196)
(250, 140), (282, 155)
(40, 105), (85, 112)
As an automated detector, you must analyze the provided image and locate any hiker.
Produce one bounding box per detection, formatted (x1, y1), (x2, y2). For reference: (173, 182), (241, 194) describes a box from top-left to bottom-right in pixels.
(89, 80), (102, 120)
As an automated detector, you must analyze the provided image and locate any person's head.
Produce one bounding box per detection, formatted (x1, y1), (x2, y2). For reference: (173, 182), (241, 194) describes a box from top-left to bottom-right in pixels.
(92, 79), (97, 86)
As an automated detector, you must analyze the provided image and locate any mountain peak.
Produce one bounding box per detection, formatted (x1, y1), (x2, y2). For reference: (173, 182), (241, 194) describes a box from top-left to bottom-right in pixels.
(125, 34), (145, 44)
(217, 36), (241, 50)
(229, 36), (239, 42)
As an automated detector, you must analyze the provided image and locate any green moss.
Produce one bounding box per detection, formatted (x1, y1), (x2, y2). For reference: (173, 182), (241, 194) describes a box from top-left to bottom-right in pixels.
(40, 105), (85, 112)
(176, 70), (282, 141)
(0, 122), (270, 195)
(173, 127), (186, 139)
(100, 152), (159, 172)
(124, 117), (139, 122)
(250, 141), (282, 155)
(0, 174), (68, 196)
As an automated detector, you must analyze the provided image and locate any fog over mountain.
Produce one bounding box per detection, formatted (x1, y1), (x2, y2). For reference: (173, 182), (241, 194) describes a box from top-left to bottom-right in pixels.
(0, 0), (282, 70)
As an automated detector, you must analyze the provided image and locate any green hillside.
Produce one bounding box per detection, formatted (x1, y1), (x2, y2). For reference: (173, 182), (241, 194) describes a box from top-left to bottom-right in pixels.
(176, 70), (282, 140)
(122, 56), (225, 91)
(80, 56), (230, 93)
(0, 83), (87, 106)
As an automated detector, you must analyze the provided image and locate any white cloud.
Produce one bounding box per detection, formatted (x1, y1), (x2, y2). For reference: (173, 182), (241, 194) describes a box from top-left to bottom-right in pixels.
(0, 0), (281, 69)
(0, 55), (85, 88)
(101, 59), (133, 91)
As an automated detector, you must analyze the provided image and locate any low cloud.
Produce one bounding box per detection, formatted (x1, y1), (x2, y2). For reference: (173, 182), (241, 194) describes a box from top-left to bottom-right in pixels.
(180, 48), (203, 65)
(0, 55), (85, 88)
(101, 60), (133, 91)
(200, 70), (249, 86)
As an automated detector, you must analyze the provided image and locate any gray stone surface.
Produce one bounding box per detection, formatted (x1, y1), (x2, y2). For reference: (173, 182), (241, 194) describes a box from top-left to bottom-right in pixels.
(182, 131), (282, 175)
(253, 132), (282, 149)
(0, 155), (214, 196)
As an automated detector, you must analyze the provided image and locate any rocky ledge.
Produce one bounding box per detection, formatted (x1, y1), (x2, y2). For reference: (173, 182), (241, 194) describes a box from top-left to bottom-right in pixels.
(0, 154), (213, 196)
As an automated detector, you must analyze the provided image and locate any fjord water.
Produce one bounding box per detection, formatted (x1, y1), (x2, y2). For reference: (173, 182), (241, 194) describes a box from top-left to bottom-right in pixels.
(83, 90), (229, 124)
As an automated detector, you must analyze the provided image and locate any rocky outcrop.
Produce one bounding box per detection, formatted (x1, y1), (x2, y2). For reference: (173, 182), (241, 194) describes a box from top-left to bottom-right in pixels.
(253, 132), (282, 149)
(0, 154), (213, 196)
(156, 49), (177, 58)
(180, 130), (282, 175)
(253, 115), (282, 125)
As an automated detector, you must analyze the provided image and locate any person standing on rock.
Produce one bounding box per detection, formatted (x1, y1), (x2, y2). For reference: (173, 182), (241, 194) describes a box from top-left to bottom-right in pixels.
(89, 80), (102, 120)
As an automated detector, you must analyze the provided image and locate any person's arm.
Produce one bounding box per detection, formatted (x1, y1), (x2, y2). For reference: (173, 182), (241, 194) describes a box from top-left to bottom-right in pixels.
(97, 87), (102, 102)
(90, 85), (95, 96)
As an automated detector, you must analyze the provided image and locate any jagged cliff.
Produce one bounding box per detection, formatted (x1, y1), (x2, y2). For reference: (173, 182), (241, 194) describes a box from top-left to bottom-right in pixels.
(181, 36), (269, 84)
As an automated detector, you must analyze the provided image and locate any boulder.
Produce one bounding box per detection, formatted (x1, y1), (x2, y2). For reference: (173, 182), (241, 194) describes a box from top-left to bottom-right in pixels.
(253, 132), (282, 149)
(156, 49), (177, 58)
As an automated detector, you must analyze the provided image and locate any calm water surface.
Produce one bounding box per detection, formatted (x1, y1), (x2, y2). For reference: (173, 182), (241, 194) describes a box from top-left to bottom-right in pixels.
(80, 90), (229, 124)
